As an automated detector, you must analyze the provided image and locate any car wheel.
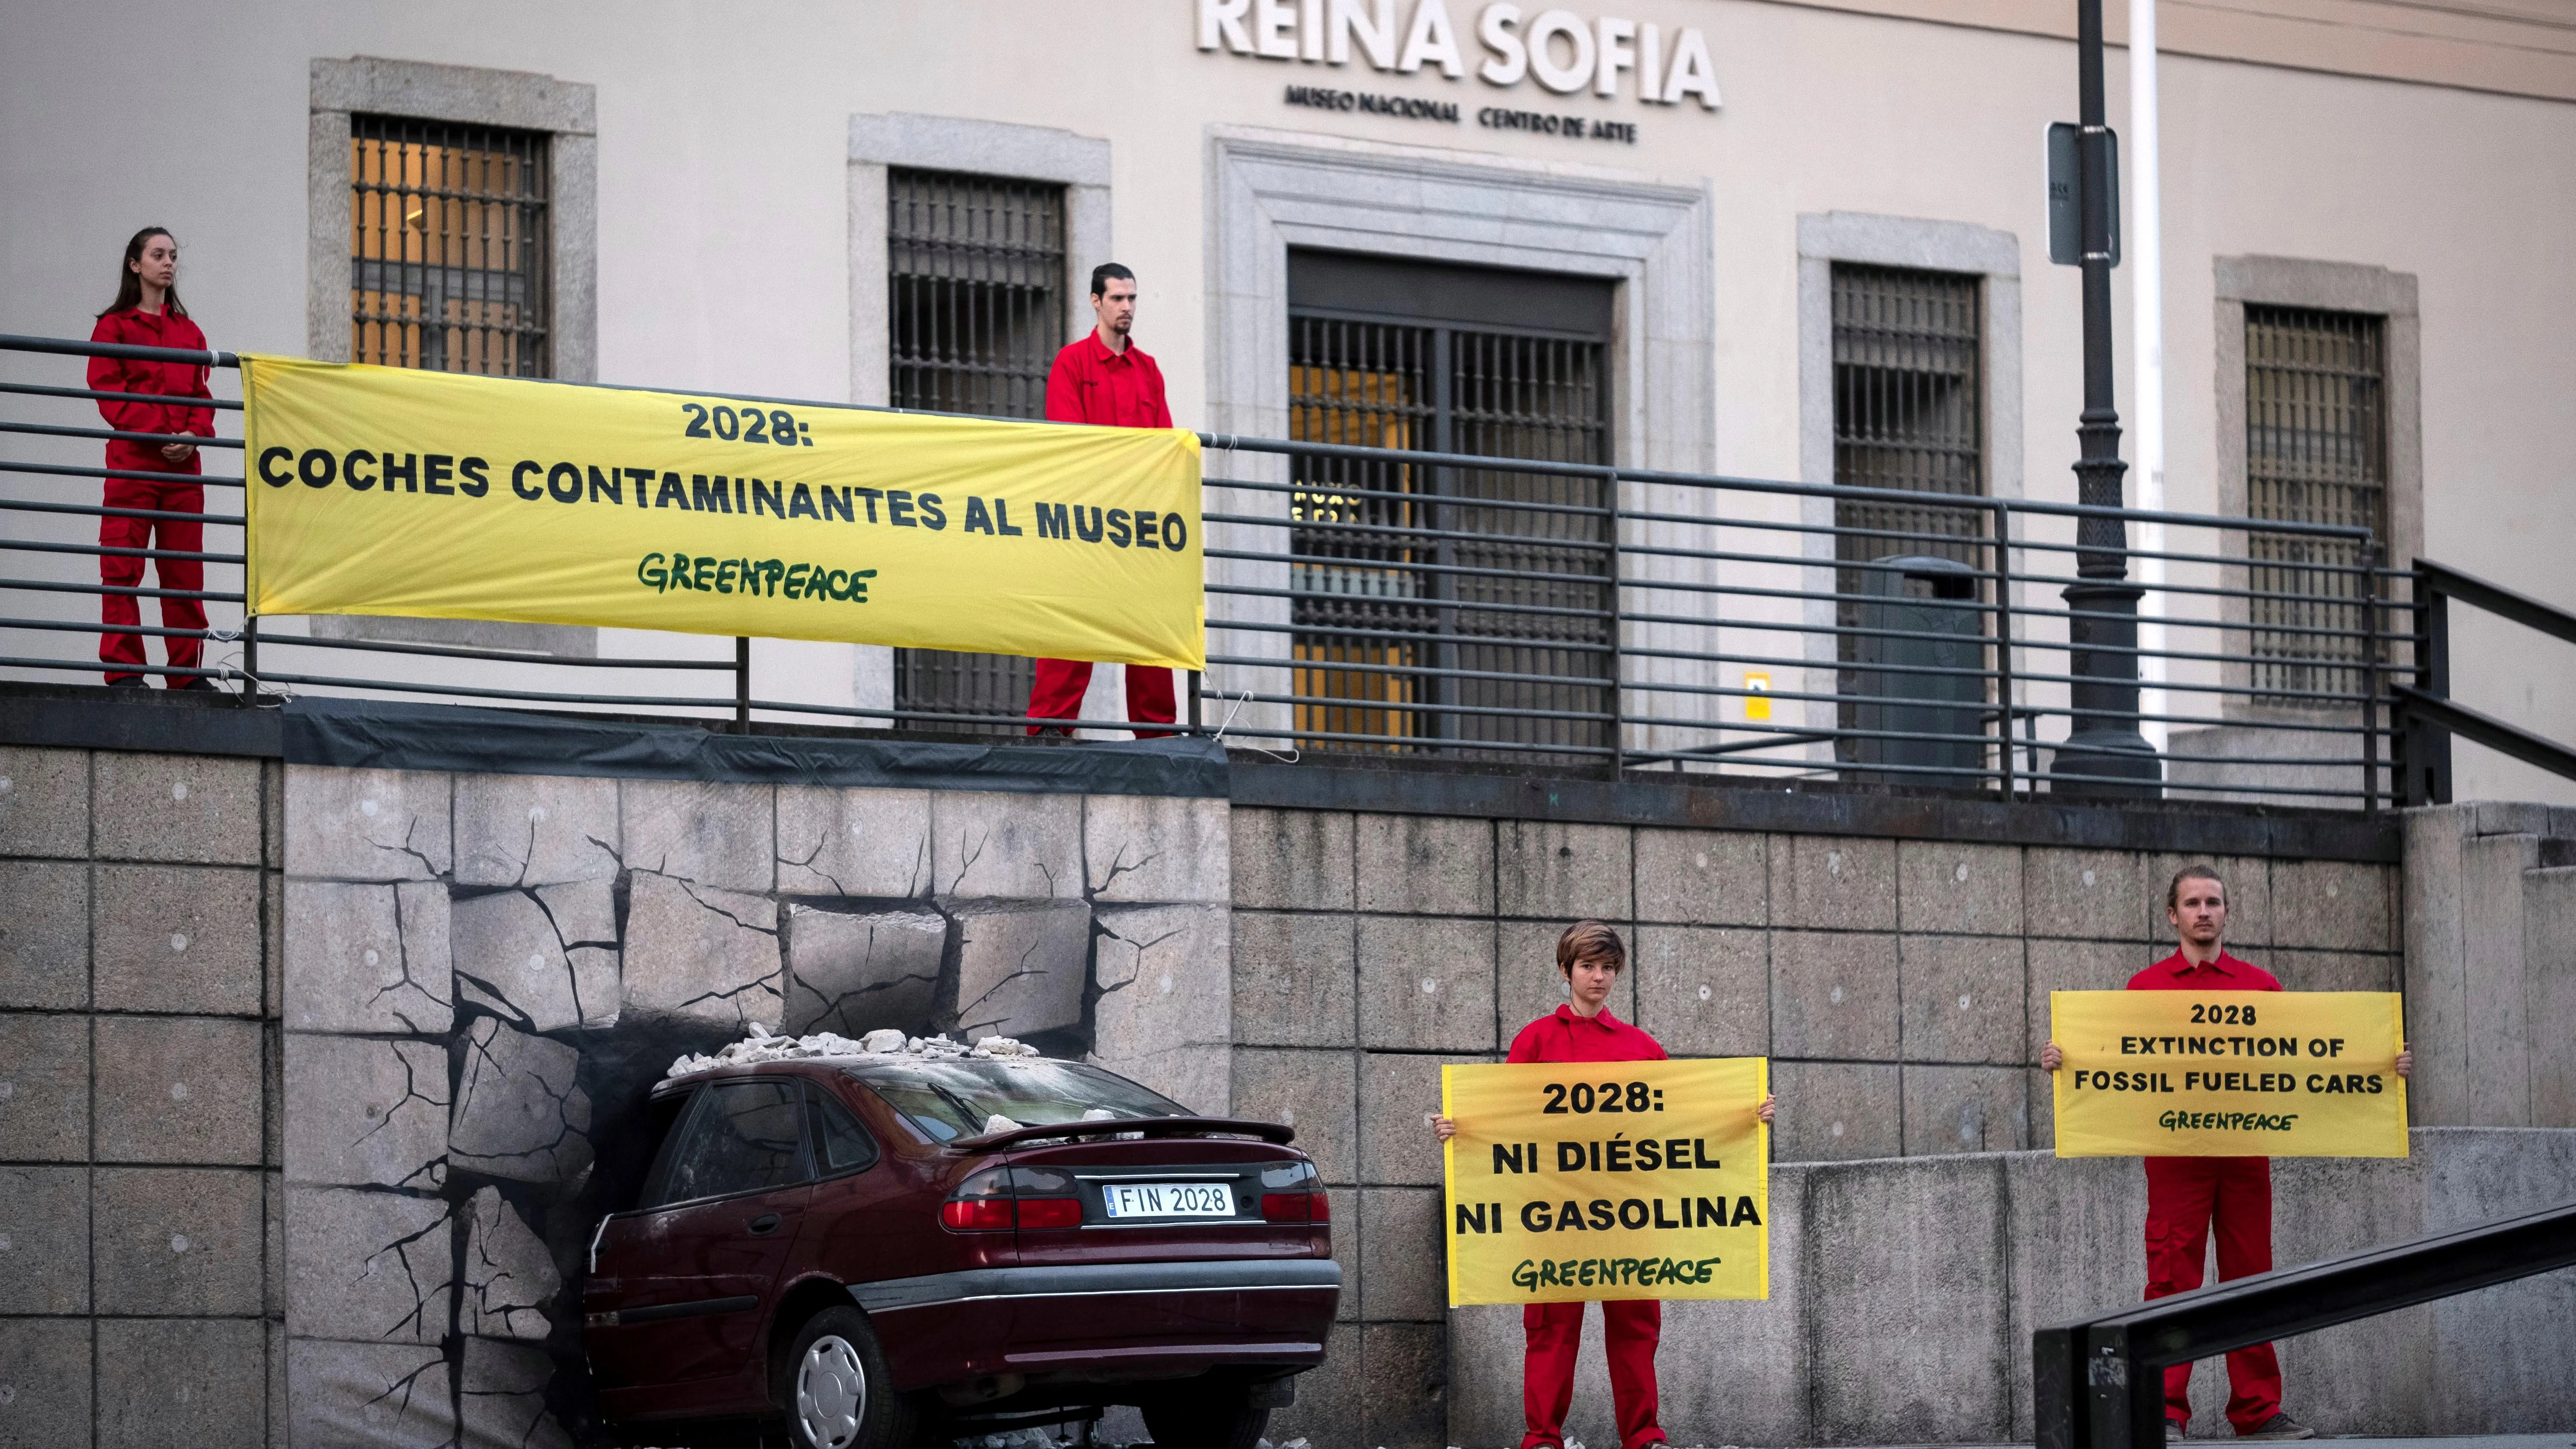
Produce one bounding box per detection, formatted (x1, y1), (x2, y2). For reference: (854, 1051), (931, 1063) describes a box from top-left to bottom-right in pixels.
(1140, 1379), (1269, 1449)
(775, 1307), (919, 1449)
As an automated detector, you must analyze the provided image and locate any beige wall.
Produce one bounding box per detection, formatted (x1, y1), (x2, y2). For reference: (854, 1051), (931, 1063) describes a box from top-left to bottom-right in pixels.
(2, 0), (2569, 795)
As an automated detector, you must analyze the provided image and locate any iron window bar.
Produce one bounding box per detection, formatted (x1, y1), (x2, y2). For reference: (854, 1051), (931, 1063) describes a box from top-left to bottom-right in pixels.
(349, 114), (551, 378)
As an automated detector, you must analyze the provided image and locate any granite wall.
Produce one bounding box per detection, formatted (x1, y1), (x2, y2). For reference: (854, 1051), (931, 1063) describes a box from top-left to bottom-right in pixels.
(0, 744), (285, 1447)
(18, 733), (2556, 1449)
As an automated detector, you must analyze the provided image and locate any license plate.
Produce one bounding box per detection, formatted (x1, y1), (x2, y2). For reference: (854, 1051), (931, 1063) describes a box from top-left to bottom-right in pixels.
(1100, 1182), (1237, 1219)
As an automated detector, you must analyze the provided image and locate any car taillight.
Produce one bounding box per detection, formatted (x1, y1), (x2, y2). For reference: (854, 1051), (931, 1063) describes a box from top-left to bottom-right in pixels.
(1017, 1197), (1083, 1230)
(941, 1198), (1015, 1231)
(1261, 1191), (1329, 1224)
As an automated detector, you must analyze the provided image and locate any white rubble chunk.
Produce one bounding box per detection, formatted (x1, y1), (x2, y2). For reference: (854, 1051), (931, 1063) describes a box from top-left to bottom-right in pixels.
(663, 1024), (1048, 1080)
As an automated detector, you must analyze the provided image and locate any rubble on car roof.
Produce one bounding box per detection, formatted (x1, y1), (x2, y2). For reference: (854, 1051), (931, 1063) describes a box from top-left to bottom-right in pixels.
(664, 1022), (1043, 1080)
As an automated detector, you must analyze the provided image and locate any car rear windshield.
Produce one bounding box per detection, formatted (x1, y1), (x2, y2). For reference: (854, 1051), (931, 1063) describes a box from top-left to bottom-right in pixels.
(848, 1059), (1188, 1143)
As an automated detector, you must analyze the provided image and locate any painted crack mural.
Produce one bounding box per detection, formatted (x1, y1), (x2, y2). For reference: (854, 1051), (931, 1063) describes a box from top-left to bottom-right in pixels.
(282, 768), (1231, 1446)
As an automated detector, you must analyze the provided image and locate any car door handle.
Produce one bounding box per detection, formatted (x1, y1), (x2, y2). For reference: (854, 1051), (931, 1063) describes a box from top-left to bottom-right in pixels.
(746, 1213), (782, 1235)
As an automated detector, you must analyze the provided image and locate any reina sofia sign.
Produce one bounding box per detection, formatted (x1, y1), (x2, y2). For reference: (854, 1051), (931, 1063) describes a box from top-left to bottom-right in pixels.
(1198, 0), (1721, 109)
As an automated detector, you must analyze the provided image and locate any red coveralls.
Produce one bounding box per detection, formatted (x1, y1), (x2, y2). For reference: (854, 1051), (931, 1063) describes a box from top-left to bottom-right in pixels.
(1026, 330), (1178, 735)
(86, 307), (215, 684)
(1509, 1004), (1670, 1449)
(2130, 950), (2285, 1434)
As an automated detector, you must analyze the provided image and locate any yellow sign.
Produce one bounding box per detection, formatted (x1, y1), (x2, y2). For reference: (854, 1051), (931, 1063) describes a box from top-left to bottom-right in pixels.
(1744, 671), (1771, 721)
(243, 356), (1205, 668)
(2051, 991), (2408, 1158)
(1440, 1058), (1769, 1306)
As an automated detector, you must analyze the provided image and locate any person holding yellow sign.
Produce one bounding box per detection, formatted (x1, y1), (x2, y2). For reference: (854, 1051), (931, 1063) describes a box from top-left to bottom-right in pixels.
(1433, 922), (1777, 1449)
(2041, 865), (2412, 1444)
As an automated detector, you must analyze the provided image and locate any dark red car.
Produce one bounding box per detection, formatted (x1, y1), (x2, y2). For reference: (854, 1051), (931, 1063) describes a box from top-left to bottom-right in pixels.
(583, 1051), (1337, 1449)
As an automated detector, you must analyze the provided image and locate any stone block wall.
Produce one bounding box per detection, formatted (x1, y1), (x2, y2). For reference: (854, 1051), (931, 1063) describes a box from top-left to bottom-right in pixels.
(1235, 808), (2406, 1448)
(273, 765), (1227, 1449)
(0, 744), (286, 1447)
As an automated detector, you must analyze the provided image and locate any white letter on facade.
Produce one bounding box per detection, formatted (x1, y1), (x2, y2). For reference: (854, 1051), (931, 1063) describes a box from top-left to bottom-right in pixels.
(1302, 0), (1326, 58)
(1594, 16), (1635, 97)
(1255, 0), (1300, 58)
(1525, 9), (1595, 93)
(1478, 3), (1528, 85)
(1662, 26), (1721, 107)
(1331, 0), (1397, 66)
(1200, 0), (1255, 52)
(1637, 23), (1664, 103)
(1399, 0), (1467, 76)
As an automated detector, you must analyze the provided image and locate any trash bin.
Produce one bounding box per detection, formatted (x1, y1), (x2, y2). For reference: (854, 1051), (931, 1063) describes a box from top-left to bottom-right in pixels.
(1851, 554), (1986, 789)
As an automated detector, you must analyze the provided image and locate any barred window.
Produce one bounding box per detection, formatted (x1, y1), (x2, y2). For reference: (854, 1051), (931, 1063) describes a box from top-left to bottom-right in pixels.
(1286, 252), (1614, 760)
(887, 169), (1068, 730)
(2245, 306), (2386, 701)
(349, 115), (550, 377)
(1830, 263), (1988, 765)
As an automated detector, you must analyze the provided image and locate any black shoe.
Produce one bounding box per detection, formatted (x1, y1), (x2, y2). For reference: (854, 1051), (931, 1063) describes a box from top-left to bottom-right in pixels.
(170, 676), (218, 692)
(108, 677), (148, 689)
(2243, 1414), (2315, 1440)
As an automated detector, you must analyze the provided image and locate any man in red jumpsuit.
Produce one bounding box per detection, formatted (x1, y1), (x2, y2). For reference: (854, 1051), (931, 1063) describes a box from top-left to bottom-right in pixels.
(88, 227), (217, 688)
(1435, 921), (1777, 1449)
(2043, 866), (2411, 1443)
(1024, 261), (1178, 737)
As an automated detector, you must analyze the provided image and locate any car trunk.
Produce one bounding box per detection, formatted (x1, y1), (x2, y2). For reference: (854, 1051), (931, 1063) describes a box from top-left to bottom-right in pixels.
(996, 1136), (1332, 1352)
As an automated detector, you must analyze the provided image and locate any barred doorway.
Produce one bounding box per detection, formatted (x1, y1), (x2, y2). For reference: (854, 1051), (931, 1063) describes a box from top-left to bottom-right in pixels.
(885, 168), (1063, 732)
(1285, 252), (1616, 761)
(1828, 264), (1990, 770)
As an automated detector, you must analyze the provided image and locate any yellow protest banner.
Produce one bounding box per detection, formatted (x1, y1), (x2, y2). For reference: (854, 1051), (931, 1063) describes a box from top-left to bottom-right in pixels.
(2051, 991), (2408, 1157)
(243, 356), (1204, 668)
(1440, 1058), (1768, 1306)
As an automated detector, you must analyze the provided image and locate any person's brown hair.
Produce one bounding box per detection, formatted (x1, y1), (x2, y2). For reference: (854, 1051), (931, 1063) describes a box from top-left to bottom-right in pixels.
(1555, 920), (1627, 977)
(99, 227), (187, 319)
(2166, 864), (2225, 911)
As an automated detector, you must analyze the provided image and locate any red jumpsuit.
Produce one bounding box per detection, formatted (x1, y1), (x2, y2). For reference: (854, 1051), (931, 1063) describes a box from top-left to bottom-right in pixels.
(87, 307), (215, 685)
(2129, 950), (2285, 1434)
(1026, 330), (1178, 735)
(1508, 1004), (1669, 1449)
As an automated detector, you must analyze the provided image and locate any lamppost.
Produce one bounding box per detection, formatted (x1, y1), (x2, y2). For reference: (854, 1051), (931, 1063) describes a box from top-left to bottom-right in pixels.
(2050, 0), (2163, 796)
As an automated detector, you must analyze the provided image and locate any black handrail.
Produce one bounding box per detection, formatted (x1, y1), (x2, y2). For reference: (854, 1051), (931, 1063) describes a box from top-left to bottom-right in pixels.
(2397, 559), (2576, 805)
(2034, 1198), (2576, 1449)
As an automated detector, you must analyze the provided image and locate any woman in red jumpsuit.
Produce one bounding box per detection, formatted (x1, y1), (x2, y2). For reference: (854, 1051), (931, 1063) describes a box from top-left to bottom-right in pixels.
(1436, 920), (1778, 1449)
(88, 226), (216, 688)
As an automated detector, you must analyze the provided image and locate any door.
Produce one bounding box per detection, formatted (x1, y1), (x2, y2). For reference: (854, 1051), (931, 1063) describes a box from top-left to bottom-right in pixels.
(589, 1078), (815, 1410)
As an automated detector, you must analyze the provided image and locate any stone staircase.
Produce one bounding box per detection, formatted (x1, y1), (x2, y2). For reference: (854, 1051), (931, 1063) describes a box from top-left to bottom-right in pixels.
(2403, 801), (2576, 1128)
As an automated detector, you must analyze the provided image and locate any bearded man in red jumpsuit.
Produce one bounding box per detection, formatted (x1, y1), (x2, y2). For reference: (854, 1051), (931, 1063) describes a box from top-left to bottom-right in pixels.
(2044, 865), (2412, 1443)
(1024, 261), (1178, 737)
(1436, 920), (1778, 1449)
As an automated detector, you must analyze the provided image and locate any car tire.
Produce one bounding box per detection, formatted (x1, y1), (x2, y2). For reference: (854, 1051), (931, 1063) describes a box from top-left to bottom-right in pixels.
(1140, 1379), (1269, 1449)
(774, 1306), (920, 1449)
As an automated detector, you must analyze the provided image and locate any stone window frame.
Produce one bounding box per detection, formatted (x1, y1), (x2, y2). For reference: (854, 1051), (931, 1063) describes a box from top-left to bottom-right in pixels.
(842, 113), (1114, 722)
(307, 57), (597, 379)
(2211, 256), (2423, 713)
(305, 58), (599, 658)
(1795, 212), (2025, 761)
(1204, 125), (1716, 749)
(846, 113), (1114, 408)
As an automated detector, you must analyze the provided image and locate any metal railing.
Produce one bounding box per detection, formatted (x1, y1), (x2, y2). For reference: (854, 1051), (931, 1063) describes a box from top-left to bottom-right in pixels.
(2033, 1198), (2576, 1449)
(2394, 559), (2576, 805)
(1, 332), (2431, 805)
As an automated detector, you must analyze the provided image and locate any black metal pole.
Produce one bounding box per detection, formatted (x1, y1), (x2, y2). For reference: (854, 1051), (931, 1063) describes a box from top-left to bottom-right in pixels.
(2050, 0), (2162, 796)
(734, 636), (751, 732)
